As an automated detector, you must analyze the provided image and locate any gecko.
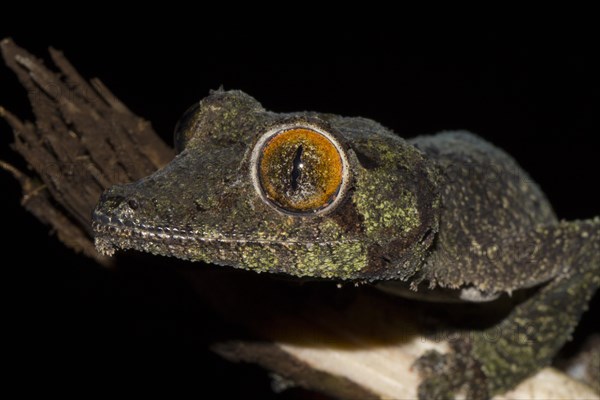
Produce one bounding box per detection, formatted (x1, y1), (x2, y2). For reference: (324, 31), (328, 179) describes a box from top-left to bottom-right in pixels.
(92, 89), (599, 399)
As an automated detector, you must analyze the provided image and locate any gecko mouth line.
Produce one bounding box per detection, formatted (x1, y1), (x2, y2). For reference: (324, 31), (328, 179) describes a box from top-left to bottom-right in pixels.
(92, 213), (357, 256)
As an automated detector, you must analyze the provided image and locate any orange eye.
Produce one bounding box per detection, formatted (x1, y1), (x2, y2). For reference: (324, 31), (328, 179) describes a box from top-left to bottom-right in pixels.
(252, 126), (349, 215)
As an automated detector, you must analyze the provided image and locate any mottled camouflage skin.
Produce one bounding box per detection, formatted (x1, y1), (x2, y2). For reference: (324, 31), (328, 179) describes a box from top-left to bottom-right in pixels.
(93, 90), (599, 399)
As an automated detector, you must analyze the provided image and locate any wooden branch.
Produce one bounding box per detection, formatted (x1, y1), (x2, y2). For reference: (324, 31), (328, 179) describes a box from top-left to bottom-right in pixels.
(0, 38), (173, 264)
(1, 38), (597, 400)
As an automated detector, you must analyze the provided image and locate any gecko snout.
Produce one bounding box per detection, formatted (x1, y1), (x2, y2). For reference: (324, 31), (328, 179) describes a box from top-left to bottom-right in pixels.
(93, 185), (143, 224)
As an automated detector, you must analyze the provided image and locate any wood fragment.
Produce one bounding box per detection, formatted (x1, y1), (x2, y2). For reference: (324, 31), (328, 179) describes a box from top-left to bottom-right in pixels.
(1, 37), (173, 262)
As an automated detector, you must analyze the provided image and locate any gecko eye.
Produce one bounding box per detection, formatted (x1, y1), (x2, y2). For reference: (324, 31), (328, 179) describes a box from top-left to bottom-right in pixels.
(251, 125), (349, 215)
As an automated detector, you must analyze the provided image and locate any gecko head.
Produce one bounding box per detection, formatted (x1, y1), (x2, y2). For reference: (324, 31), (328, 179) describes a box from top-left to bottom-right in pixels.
(93, 90), (440, 281)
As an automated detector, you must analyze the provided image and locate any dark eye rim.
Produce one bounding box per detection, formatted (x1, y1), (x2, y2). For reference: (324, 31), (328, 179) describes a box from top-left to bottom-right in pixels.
(250, 123), (350, 216)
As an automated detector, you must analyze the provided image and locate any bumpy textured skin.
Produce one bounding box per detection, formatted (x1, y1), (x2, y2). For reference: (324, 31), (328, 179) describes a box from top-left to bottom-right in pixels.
(93, 90), (599, 399)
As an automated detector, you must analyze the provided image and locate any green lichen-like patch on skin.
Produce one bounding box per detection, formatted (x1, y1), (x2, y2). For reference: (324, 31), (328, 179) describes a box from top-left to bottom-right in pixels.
(185, 240), (368, 280)
(290, 241), (368, 279)
(239, 244), (279, 272)
(231, 220), (368, 279)
(354, 168), (420, 237)
(317, 219), (347, 241)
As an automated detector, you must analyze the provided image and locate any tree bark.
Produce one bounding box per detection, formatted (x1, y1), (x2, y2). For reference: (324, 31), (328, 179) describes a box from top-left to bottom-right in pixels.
(1, 38), (597, 400)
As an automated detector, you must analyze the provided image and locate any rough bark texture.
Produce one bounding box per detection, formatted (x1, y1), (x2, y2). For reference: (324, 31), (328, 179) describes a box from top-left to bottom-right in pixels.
(1, 38), (597, 400)
(0, 38), (173, 264)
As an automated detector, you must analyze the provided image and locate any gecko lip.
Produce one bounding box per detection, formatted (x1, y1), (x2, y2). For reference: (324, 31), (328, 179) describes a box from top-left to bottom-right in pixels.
(92, 210), (356, 257)
(92, 219), (200, 257)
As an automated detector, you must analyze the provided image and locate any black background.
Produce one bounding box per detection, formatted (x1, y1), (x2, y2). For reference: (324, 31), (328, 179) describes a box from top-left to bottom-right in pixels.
(1, 20), (598, 398)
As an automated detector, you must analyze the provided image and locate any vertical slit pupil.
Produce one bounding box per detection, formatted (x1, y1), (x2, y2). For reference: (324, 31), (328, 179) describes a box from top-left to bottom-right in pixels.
(290, 144), (303, 191)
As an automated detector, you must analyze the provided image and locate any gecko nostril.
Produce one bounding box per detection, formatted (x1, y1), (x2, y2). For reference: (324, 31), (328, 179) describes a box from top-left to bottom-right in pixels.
(128, 198), (140, 210)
